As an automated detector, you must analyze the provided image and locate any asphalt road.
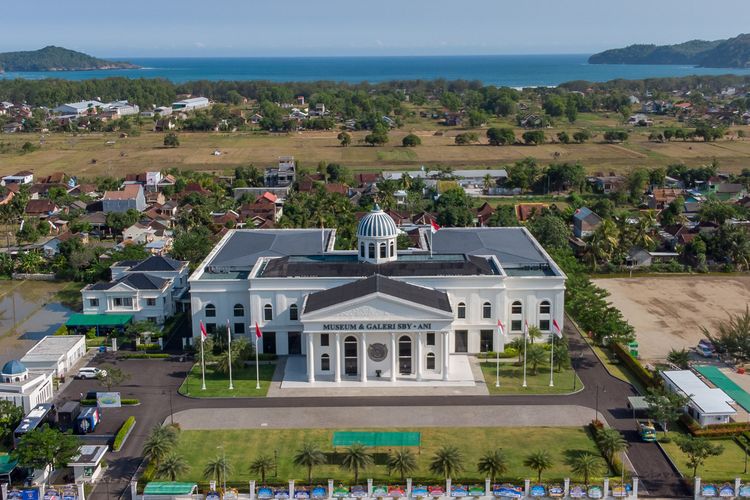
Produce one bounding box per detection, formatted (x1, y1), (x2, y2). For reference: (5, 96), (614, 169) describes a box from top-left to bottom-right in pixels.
(59, 319), (687, 499)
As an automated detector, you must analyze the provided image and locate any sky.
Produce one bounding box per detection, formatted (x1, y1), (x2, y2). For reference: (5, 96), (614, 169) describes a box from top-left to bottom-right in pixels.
(3, 0), (750, 58)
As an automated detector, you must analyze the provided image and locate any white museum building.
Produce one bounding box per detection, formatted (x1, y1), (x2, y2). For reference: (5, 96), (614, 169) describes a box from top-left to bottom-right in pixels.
(189, 206), (566, 385)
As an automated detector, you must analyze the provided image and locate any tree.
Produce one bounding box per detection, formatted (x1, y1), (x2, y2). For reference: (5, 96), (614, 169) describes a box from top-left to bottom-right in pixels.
(455, 132), (479, 145)
(429, 445), (464, 479)
(486, 127), (516, 146)
(523, 450), (552, 483)
(667, 348), (690, 369)
(387, 449), (417, 482)
(402, 134), (421, 147)
(526, 344), (547, 375)
(675, 436), (724, 478)
(15, 251), (44, 273)
(595, 428), (628, 464)
(164, 132), (180, 147)
(603, 130), (628, 143)
(644, 386), (689, 434)
(573, 131), (590, 144)
(11, 425), (80, 471)
(527, 214), (569, 249)
(249, 455), (275, 484)
(557, 131), (571, 144)
(156, 453), (189, 481)
(203, 455), (233, 486)
(143, 425), (179, 468)
(626, 168), (650, 202)
(568, 452), (601, 487)
(0, 400), (23, 445)
(433, 187), (475, 227)
(340, 443), (373, 484)
(97, 364), (129, 391)
(701, 306), (750, 361)
(337, 131), (351, 147)
(364, 124), (389, 146)
(171, 227), (214, 264)
(293, 442), (326, 484)
(522, 130), (545, 145)
(699, 199), (736, 225)
(477, 449), (508, 482)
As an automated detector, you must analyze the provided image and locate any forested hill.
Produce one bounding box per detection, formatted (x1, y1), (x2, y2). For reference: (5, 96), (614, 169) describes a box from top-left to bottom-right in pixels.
(0, 46), (139, 72)
(589, 34), (750, 68)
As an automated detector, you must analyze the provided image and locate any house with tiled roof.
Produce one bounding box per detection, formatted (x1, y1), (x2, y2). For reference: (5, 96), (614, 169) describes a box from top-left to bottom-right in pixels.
(24, 199), (60, 218)
(515, 203), (548, 222)
(102, 184), (146, 213)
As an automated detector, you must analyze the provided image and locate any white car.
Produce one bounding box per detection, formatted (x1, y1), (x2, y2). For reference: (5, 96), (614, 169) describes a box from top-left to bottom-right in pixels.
(76, 367), (107, 380)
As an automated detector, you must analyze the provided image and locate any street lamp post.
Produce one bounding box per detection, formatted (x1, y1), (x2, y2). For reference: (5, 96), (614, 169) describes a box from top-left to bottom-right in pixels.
(274, 449), (279, 478)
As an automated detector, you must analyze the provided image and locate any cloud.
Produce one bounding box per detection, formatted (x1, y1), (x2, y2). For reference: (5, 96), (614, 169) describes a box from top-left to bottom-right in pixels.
(193, 42), (206, 48)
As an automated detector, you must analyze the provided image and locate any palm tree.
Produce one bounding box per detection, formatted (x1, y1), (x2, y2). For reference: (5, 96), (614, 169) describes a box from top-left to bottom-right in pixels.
(429, 445), (464, 480)
(203, 455), (233, 487)
(340, 443), (373, 484)
(525, 345), (547, 375)
(143, 425), (177, 468)
(667, 348), (690, 369)
(595, 428), (628, 464)
(155, 453), (188, 481)
(293, 442), (326, 484)
(249, 455), (275, 484)
(527, 326), (543, 344)
(477, 449), (508, 483)
(523, 450), (552, 483)
(587, 219), (620, 270)
(508, 337), (524, 363)
(568, 452), (601, 487)
(387, 449), (417, 482)
(483, 174), (494, 194)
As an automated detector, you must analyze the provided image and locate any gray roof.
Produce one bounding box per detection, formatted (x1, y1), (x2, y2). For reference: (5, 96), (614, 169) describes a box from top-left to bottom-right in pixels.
(205, 229), (334, 271)
(90, 273), (167, 291)
(430, 228), (554, 269)
(573, 207), (602, 225)
(127, 255), (185, 272)
(304, 275), (452, 313)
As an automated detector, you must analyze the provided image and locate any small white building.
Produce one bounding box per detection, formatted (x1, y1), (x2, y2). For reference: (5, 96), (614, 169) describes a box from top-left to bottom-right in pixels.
(171, 97), (209, 111)
(20, 335), (86, 377)
(52, 100), (104, 116)
(1, 170), (34, 186)
(68, 445), (108, 483)
(0, 361), (54, 412)
(661, 370), (737, 426)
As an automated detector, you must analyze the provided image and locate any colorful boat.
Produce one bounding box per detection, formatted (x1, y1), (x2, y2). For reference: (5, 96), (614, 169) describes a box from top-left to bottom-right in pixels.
(258, 487), (274, 499)
(611, 485), (627, 498)
(428, 486), (445, 497)
(62, 486), (78, 500)
(412, 486), (429, 498)
(312, 487), (328, 499)
(351, 486), (367, 498)
(295, 488), (311, 500)
(492, 485), (522, 498)
(372, 485), (388, 497)
(568, 485), (585, 498)
(451, 485), (468, 497)
(548, 485), (564, 498)
(388, 486), (405, 498)
(468, 485), (484, 497)
(6, 491), (23, 500)
(44, 490), (60, 500)
(275, 488), (290, 499)
(719, 484), (735, 497)
(206, 492), (221, 500)
(587, 486), (603, 499)
(702, 484), (718, 498)
(529, 485), (546, 497)
(739, 485), (750, 497)
(224, 489), (240, 500)
(333, 485), (350, 498)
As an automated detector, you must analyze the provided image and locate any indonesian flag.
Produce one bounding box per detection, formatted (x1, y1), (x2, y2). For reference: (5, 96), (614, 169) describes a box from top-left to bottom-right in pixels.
(552, 319), (563, 339)
(523, 319), (529, 339)
(255, 322), (263, 339)
(497, 319), (505, 337)
(430, 220), (441, 234)
(199, 321), (207, 343)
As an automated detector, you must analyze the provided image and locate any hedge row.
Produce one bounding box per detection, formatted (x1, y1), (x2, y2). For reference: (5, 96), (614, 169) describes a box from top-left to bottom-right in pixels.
(113, 416), (135, 451)
(121, 353), (170, 359)
(136, 343), (161, 351)
(81, 398), (140, 406)
(477, 348), (519, 359)
(588, 421), (623, 475)
(681, 414), (750, 436)
(610, 342), (659, 388)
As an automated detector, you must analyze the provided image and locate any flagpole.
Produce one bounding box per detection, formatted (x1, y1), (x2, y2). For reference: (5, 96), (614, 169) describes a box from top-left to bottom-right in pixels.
(227, 320), (234, 390)
(429, 228), (433, 259)
(549, 332), (555, 387)
(495, 322), (501, 388)
(522, 322), (528, 388)
(200, 331), (206, 391)
(255, 334), (260, 390)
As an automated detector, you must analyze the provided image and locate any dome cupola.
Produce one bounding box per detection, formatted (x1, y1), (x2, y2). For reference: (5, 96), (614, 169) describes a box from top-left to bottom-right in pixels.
(357, 204), (399, 264)
(1, 360), (28, 383)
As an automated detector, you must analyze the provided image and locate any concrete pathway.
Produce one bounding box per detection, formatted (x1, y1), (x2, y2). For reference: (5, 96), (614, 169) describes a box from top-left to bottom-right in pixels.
(172, 404), (603, 430)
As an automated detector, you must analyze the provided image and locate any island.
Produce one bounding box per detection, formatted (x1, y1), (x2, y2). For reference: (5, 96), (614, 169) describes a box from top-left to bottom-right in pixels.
(589, 33), (750, 68)
(0, 46), (140, 72)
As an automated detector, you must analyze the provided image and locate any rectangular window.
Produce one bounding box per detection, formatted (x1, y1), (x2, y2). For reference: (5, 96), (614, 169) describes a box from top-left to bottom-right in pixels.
(540, 303), (551, 314)
(264, 307), (273, 321)
(511, 303), (522, 314)
(234, 322), (246, 334)
(480, 330), (494, 352)
(482, 303), (492, 319)
(426, 333), (435, 346)
(539, 319), (550, 331)
(320, 334), (330, 347)
(321, 356), (330, 371)
(511, 320), (522, 332)
(88, 298), (99, 307)
(454, 330), (468, 353)
(426, 355), (436, 370)
(147, 316), (157, 324)
(146, 298), (156, 307)
(380, 244), (386, 258)
(289, 306), (298, 321)
(114, 297), (133, 307)
(206, 323), (216, 334)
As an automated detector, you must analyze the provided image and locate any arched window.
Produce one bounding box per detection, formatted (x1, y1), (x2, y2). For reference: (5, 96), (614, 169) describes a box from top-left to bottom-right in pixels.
(426, 352), (436, 370)
(538, 300), (551, 331)
(379, 242), (387, 258)
(539, 301), (551, 314)
(321, 353), (330, 371)
(457, 302), (466, 319)
(360, 242), (365, 258)
(205, 304), (216, 318)
(263, 304), (273, 321)
(511, 301), (523, 314)
(344, 336), (358, 376)
(399, 335), (412, 375)
(510, 301), (523, 332)
(482, 302), (492, 319)
(390, 241), (395, 257)
(233, 304), (244, 317)
(289, 304), (298, 321)
(368, 242), (375, 259)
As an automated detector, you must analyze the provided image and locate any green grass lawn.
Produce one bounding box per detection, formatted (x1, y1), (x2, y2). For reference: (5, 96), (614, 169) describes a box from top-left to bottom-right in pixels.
(660, 433), (750, 482)
(479, 359), (582, 395)
(174, 427), (608, 485)
(178, 363), (275, 397)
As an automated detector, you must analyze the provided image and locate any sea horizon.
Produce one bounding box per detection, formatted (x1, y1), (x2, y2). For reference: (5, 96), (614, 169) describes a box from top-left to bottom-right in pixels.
(3, 53), (750, 86)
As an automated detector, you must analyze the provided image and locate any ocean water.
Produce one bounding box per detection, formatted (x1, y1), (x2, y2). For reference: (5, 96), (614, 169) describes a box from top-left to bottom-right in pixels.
(3, 54), (750, 86)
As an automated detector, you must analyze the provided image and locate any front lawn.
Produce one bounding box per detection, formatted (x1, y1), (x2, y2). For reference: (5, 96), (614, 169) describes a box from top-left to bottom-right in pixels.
(178, 363), (275, 397)
(660, 432), (750, 482)
(174, 426), (608, 485)
(479, 359), (582, 395)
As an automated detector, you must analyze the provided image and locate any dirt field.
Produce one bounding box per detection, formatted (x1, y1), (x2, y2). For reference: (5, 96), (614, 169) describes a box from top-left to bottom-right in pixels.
(593, 276), (750, 362)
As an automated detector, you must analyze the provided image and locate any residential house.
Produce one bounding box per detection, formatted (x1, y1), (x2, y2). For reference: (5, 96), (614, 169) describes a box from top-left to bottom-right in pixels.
(573, 207), (603, 238)
(42, 231), (88, 257)
(309, 103), (327, 117)
(627, 247), (679, 268)
(239, 192), (282, 224)
(52, 100), (104, 116)
(627, 113), (653, 126)
(648, 188), (684, 210)
(589, 174), (625, 194)
(515, 203), (548, 222)
(710, 183), (746, 202)
(102, 184), (146, 213)
(265, 157), (296, 187)
(24, 199), (60, 218)
(249, 113), (263, 124)
(122, 221), (172, 249)
(81, 255), (190, 324)
(171, 97), (210, 111)
(475, 202), (495, 227)
(2, 123), (23, 134)
(2, 171), (33, 186)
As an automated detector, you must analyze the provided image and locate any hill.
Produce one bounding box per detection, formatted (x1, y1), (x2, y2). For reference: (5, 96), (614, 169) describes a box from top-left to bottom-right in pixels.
(0, 46), (139, 72)
(589, 34), (750, 68)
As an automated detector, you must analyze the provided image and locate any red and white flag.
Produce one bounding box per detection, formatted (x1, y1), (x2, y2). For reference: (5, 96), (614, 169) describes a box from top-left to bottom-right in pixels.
(523, 319), (529, 339)
(497, 319), (505, 337)
(199, 321), (207, 343)
(430, 220), (441, 234)
(255, 322), (263, 339)
(552, 319), (563, 339)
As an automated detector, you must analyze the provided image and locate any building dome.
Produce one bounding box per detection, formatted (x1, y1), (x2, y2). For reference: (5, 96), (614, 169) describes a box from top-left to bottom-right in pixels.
(1, 360), (27, 376)
(357, 204), (398, 238)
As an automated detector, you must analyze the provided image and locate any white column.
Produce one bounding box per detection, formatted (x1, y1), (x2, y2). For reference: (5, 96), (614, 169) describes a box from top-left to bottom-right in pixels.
(390, 332), (397, 382)
(334, 333), (341, 382)
(360, 332), (367, 382)
(307, 333), (315, 383)
(416, 332), (423, 381)
(442, 331), (450, 381)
